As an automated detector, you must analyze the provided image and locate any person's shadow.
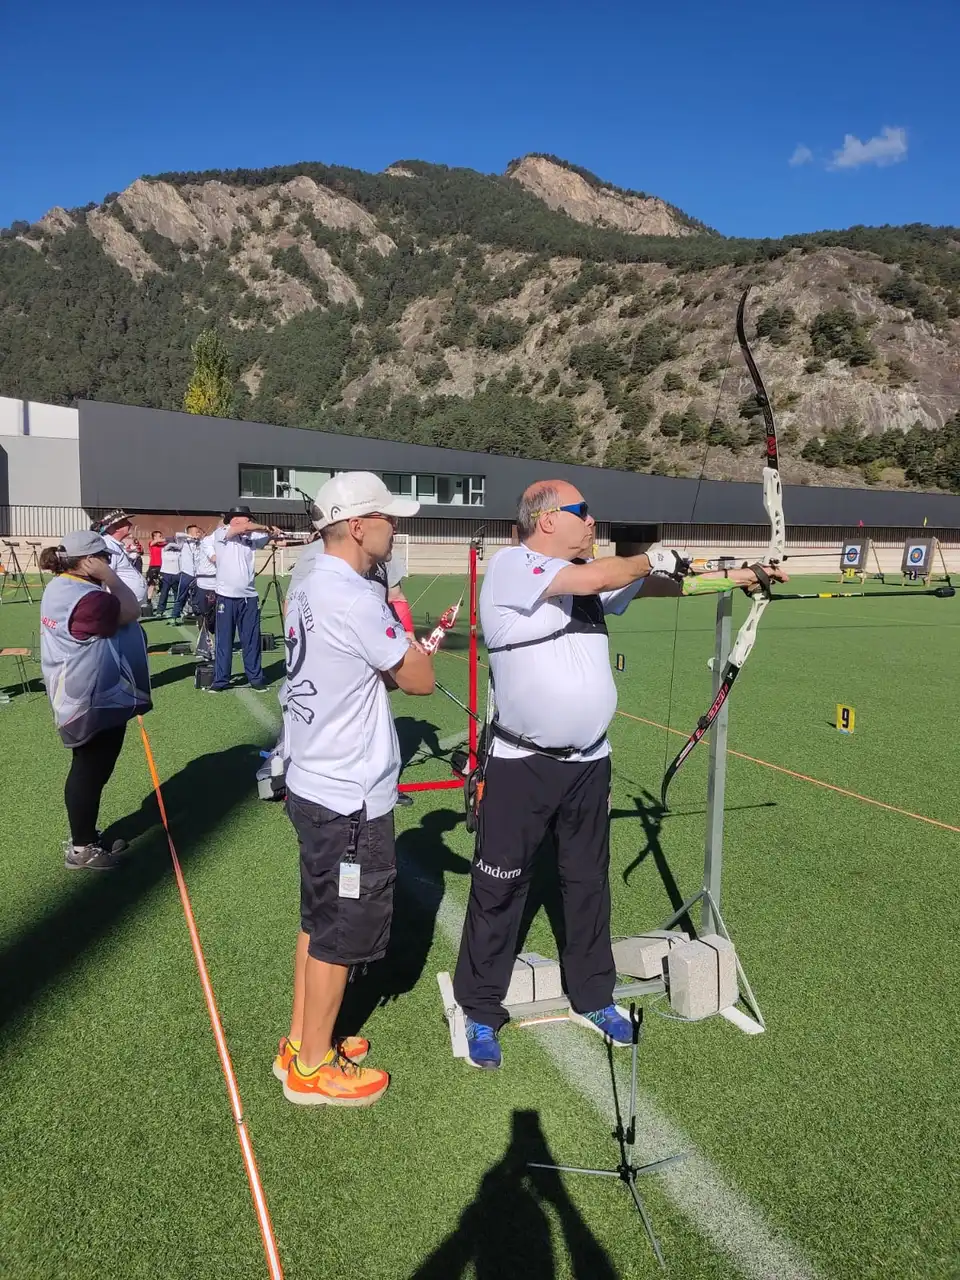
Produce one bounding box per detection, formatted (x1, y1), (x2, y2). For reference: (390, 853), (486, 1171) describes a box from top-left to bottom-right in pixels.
(0, 743), (260, 1039)
(395, 715), (446, 769)
(410, 1108), (618, 1280)
(336, 808), (470, 1036)
(613, 788), (693, 932)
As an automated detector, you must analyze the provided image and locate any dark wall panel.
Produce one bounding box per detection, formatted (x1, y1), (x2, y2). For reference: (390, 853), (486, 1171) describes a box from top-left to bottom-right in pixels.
(77, 400), (960, 528)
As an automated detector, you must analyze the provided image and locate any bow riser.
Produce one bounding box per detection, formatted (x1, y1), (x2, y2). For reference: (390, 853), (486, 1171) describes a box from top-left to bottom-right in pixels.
(763, 467), (786, 566)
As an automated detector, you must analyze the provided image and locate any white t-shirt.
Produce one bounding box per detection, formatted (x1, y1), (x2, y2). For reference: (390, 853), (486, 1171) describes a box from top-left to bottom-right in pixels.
(213, 526), (270, 599)
(284, 554), (410, 818)
(195, 534), (217, 586)
(177, 535), (199, 577)
(103, 532), (147, 603)
(160, 542), (181, 575)
(481, 545), (644, 761)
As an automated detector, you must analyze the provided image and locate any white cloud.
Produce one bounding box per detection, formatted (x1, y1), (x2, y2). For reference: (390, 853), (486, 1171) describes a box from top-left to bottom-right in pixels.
(789, 144), (813, 167)
(828, 126), (908, 170)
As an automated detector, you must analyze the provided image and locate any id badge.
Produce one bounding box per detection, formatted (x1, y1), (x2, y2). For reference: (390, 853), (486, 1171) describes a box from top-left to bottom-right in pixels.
(339, 862), (361, 899)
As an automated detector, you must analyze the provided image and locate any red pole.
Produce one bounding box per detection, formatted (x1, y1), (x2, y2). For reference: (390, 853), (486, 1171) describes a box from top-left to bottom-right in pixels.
(468, 541), (478, 771)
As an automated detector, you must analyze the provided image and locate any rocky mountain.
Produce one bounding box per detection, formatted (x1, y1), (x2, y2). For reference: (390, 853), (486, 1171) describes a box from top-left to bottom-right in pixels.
(2, 154), (960, 493)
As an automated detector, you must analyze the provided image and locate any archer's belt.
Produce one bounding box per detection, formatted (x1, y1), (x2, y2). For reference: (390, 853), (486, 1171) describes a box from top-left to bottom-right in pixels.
(490, 721), (607, 761)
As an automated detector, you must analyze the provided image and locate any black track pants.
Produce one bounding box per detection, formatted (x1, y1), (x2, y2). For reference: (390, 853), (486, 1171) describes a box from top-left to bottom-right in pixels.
(453, 753), (614, 1031)
(65, 724), (127, 846)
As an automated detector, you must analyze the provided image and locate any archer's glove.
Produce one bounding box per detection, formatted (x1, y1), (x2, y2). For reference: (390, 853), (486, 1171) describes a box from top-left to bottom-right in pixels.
(646, 547), (692, 583)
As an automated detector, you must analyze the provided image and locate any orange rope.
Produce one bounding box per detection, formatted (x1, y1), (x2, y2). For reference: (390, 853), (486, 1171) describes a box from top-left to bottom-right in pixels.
(443, 651), (960, 835)
(614, 709), (960, 835)
(137, 718), (284, 1280)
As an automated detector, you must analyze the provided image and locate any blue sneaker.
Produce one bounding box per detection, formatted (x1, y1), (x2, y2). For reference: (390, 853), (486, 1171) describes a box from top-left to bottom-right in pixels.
(465, 1018), (502, 1070)
(569, 1005), (632, 1046)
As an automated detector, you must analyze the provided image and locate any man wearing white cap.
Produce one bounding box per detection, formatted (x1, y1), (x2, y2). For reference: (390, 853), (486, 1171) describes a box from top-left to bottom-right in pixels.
(275, 472), (434, 1108)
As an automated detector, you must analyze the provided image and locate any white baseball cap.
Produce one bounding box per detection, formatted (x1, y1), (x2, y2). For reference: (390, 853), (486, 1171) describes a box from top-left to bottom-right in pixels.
(313, 471), (419, 531)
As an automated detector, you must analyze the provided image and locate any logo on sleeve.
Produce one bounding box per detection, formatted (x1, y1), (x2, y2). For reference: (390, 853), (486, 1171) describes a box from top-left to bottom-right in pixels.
(385, 625), (397, 638)
(532, 566), (545, 575)
(285, 614), (308, 679)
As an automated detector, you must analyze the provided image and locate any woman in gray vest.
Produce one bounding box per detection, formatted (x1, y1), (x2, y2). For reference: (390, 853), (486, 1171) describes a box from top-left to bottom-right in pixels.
(39, 531), (152, 870)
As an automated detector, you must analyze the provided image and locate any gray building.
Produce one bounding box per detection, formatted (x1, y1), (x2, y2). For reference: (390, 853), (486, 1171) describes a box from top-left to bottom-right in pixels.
(3, 395), (960, 543)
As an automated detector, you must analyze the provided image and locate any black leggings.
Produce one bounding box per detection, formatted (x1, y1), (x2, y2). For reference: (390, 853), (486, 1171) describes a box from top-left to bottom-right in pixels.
(65, 724), (127, 846)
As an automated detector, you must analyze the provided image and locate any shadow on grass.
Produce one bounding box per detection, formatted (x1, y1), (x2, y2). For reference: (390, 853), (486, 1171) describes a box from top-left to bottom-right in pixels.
(410, 1108), (617, 1280)
(395, 715), (446, 769)
(337, 808), (469, 1038)
(0, 676), (44, 699)
(0, 743), (260, 1041)
(150, 662), (204, 690)
(615, 788), (693, 933)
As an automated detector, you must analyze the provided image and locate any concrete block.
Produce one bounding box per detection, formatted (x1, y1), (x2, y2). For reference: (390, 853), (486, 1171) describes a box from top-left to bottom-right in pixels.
(667, 935), (739, 1020)
(700, 933), (738, 1011)
(613, 930), (690, 980)
(504, 957), (534, 1006)
(521, 953), (564, 1001)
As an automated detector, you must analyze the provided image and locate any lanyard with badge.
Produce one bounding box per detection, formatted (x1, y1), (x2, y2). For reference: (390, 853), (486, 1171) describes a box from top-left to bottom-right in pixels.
(338, 808), (363, 899)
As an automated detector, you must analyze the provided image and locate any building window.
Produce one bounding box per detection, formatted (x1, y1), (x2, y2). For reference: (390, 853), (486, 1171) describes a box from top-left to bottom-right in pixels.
(382, 473), (414, 497)
(416, 474), (436, 501)
(469, 476), (485, 506)
(293, 467), (333, 494)
(240, 465), (341, 499)
(239, 466), (275, 500)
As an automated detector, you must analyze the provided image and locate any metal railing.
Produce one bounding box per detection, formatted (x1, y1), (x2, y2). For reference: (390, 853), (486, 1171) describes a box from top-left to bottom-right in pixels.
(0, 506), (108, 538)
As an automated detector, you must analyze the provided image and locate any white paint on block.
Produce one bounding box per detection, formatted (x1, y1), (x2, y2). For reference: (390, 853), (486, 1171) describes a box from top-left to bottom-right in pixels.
(437, 971), (468, 1058)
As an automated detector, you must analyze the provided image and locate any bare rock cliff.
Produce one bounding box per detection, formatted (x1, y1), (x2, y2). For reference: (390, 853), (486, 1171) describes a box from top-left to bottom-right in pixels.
(506, 155), (695, 237)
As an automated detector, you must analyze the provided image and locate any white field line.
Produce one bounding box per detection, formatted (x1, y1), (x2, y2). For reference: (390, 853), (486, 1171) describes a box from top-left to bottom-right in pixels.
(214, 676), (820, 1280)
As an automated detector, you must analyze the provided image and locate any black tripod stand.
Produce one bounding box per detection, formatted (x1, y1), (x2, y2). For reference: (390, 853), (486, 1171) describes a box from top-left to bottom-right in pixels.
(1, 541), (34, 604)
(528, 1005), (685, 1269)
(257, 544), (285, 632)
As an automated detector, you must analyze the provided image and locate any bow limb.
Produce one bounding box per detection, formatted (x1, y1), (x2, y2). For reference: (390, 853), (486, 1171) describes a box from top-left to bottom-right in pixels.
(660, 288), (783, 808)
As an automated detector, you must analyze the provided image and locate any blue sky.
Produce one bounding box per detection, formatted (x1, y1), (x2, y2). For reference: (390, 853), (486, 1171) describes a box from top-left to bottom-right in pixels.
(2, 0), (956, 237)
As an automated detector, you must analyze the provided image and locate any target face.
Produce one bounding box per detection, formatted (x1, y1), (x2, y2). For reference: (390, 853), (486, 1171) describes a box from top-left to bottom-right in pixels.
(843, 545), (860, 564)
(907, 544), (926, 565)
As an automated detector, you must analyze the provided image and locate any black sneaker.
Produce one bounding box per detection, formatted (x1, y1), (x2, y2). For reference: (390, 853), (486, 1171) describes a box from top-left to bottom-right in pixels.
(95, 831), (128, 855)
(395, 792), (414, 807)
(63, 841), (126, 871)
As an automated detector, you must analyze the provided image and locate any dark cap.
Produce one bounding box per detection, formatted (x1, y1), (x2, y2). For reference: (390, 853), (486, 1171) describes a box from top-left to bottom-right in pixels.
(223, 505), (253, 521)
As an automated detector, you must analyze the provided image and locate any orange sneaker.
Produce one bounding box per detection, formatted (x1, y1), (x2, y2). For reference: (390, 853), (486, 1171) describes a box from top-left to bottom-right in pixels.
(283, 1050), (389, 1107)
(272, 1034), (369, 1081)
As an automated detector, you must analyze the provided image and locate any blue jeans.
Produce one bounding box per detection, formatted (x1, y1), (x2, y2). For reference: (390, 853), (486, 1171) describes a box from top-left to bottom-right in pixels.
(157, 572), (179, 614)
(213, 595), (263, 689)
(171, 573), (195, 620)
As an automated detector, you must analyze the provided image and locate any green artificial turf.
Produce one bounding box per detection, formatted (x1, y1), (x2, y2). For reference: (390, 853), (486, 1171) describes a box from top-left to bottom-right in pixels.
(0, 574), (957, 1279)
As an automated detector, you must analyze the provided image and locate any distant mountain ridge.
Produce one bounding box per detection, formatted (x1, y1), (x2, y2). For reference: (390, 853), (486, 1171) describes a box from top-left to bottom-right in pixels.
(2, 154), (960, 493)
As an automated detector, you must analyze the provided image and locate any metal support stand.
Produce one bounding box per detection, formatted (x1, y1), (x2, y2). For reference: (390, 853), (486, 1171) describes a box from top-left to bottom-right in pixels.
(660, 591), (765, 1031)
(527, 1006), (685, 1269)
(257, 546), (285, 629)
(0, 541), (34, 604)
